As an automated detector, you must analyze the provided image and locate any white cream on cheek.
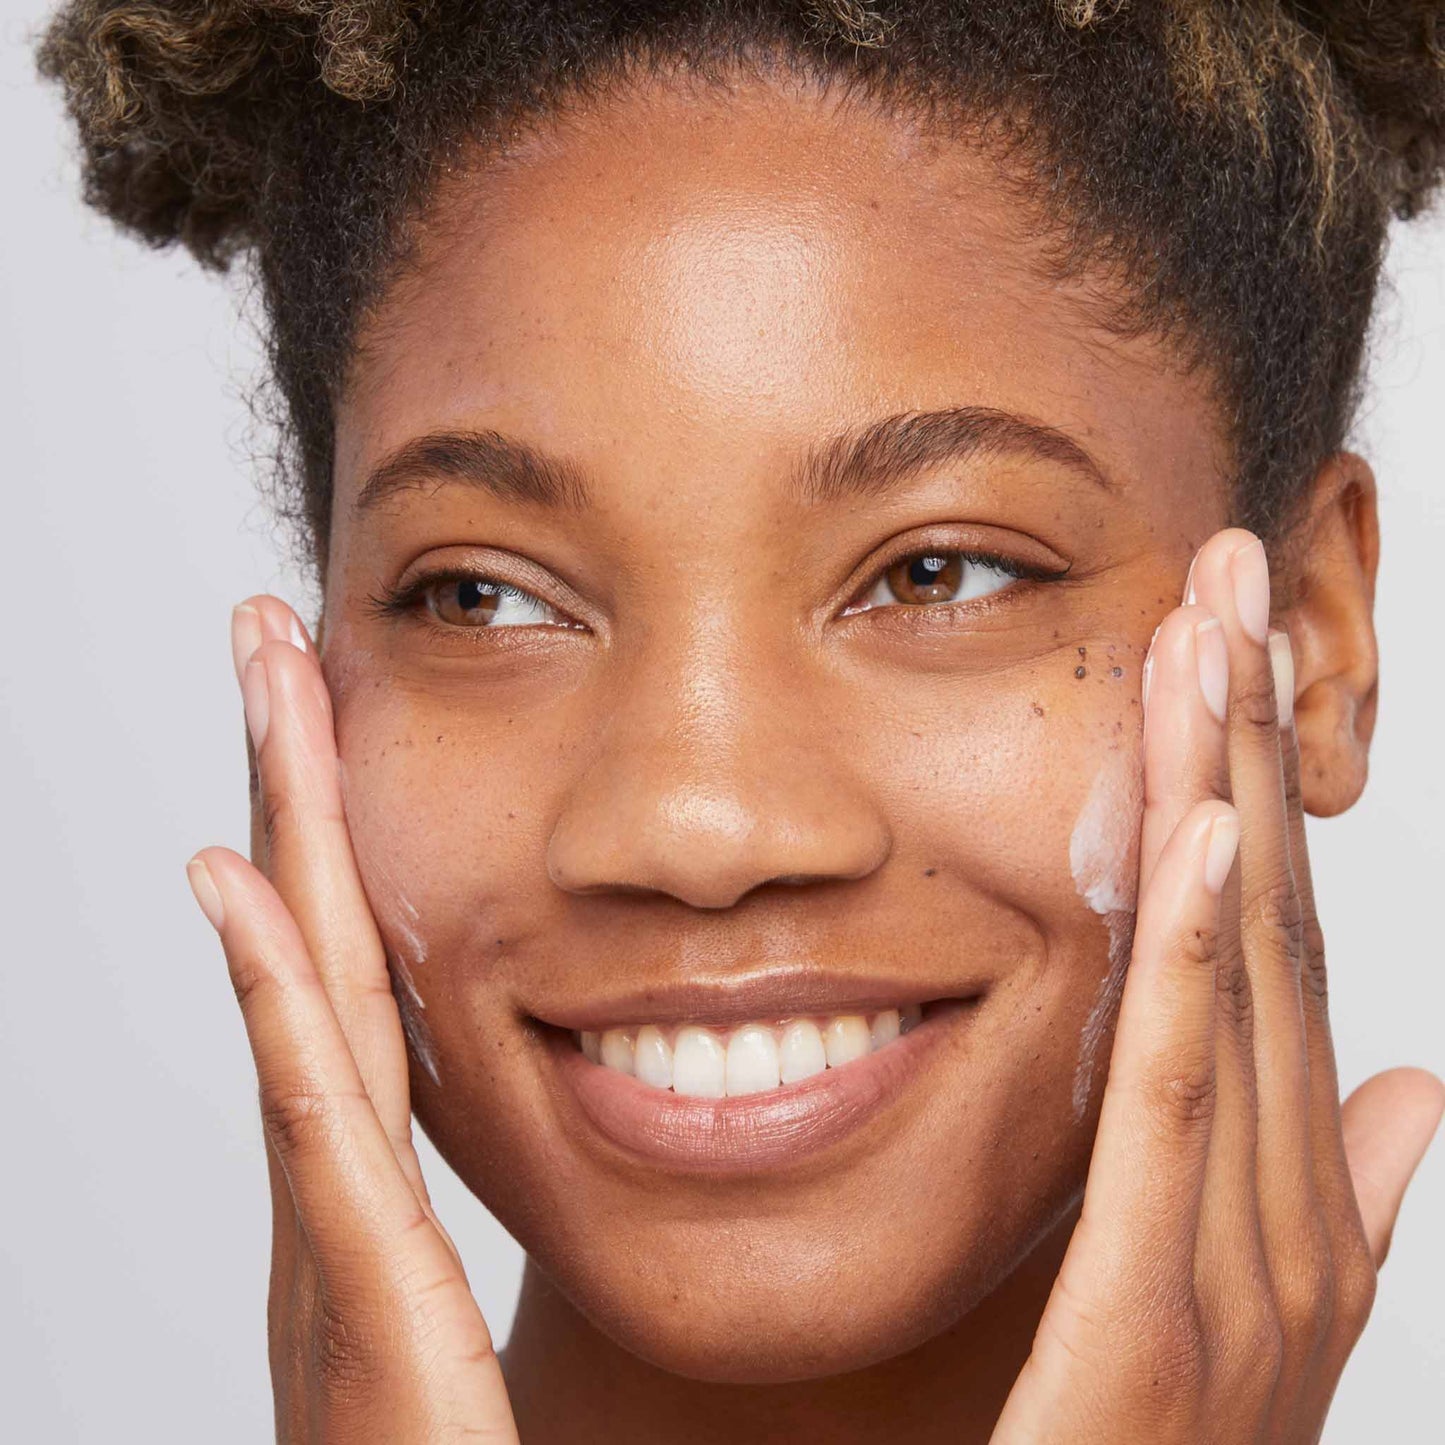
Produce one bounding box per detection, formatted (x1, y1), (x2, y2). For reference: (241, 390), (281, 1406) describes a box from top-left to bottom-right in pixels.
(1068, 748), (1144, 1121)
(336, 757), (443, 1087)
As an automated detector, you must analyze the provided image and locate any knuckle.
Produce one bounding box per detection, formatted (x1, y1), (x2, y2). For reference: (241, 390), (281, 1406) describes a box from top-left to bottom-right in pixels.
(1178, 921), (1222, 970)
(1274, 1249), (1334, 1350)
(261, 789), (293, 861)
(1214, 951), (1255, 1034)
(1299, 917), (1329, 1005)
(229, 957), (269, 1012)
(1147, 1058), (1219, 1132)
(1334, 1248), (1379, 1336)
(1245, 880), (1305, 959)
(1230, 672), (1281, 735)
(1144, 1300), (1211, 1397)
(260, 1086), (335, 1162)
(1282, 756), (1305, 815)
(312, 1292), (385, 1396)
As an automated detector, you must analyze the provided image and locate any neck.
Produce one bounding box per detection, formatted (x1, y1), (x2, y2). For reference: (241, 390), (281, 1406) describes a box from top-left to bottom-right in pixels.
(500, 1192), (1080, 1445)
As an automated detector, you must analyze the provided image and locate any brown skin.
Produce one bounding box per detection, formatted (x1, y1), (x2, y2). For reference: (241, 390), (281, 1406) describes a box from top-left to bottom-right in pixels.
(188, 75), (1444, 1442)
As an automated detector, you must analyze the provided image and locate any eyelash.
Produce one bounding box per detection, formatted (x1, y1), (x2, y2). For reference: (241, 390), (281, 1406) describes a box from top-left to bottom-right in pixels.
(365, 547), (1063, 630)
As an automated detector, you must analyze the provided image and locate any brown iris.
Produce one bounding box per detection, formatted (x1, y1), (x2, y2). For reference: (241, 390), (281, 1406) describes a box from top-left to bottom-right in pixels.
(426, 578), (507, 626)
(884, 553), (963, 604)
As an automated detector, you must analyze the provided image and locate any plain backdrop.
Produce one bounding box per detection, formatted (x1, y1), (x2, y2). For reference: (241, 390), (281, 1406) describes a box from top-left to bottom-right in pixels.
(2, 4), (1441, 1439)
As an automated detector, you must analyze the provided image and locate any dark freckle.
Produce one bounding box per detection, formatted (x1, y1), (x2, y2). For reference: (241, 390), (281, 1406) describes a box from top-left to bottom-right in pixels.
(1075, 665), (1087, 679)
(436, 734), (444, 743)
(1111, 666), (1123, 678)
(924, 867), (937, 877)
(1077, 646), (1087, 658)
(507, 811), (515, 820)
(1031, 701), (1046, 718)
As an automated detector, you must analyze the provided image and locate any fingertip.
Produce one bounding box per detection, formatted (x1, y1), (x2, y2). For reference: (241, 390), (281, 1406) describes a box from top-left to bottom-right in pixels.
(1202, 804), (1240, 894)
(231, 603), (263, 686)
(186, 853), (226, 932)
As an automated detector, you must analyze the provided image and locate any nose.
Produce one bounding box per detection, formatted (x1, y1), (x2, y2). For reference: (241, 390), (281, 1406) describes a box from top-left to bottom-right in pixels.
(545, 626), (891, 910)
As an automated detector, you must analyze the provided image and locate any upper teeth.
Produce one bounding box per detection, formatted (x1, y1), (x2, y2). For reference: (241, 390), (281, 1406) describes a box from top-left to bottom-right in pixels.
(578, 1006), (923, 1097)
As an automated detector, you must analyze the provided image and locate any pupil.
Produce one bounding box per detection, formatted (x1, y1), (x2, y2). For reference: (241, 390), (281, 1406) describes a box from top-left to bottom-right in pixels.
(910, 556), (947, 585)
(458, 580), (489, 611)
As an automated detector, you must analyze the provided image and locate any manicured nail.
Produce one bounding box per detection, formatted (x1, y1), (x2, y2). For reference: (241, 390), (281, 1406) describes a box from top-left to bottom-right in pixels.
(1268, 630), (1295, 729)
(231, 604), (263, 686)
(1230, 538), (1271, 644)
(1183, 551), (1199, 606)
(1203, 810), (1240, 894)
(1194, 618), (1229, 724)
(242, 655), (270, 751)
(288, 615), (309, 653)
(186, 856), (225, 931)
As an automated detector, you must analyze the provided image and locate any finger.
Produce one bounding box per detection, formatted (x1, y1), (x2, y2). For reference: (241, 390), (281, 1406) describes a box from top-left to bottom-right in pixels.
(235, 600), (423, 1186)
(1136, 559), (1268, 1359)
(1188, 534), (1327, 1335)
(1340, 1068), (1445, 1269)
(1138, 604), (1231, 892)
(187, 849), (515, 1438)
(1072, 800), (1239, 1302)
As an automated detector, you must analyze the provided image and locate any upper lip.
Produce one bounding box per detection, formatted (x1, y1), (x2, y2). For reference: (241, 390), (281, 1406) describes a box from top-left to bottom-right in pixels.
(527, 966), (990, 1032)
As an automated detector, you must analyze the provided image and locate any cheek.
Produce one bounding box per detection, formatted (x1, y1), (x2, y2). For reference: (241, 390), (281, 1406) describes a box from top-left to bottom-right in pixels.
(329, 665), (556, 1084)
(858, 639), (1144, 1115)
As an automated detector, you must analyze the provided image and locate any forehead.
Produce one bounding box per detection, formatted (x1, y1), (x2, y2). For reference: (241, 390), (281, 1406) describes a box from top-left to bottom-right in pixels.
(335, 73), (1224, 519)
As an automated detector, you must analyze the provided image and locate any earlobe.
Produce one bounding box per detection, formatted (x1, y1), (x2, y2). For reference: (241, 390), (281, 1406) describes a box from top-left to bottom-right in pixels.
(1277, 453), (1380, 818)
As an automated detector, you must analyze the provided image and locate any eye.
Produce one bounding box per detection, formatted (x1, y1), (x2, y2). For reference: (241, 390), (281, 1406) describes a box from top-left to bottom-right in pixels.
(846, 550), (1021, 614)
(419, 575), (570, 629)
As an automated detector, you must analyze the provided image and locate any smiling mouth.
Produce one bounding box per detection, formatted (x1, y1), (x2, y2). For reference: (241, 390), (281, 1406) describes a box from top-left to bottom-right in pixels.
(576, 1004), (927, 1098)
(544, 994), (980, 1172)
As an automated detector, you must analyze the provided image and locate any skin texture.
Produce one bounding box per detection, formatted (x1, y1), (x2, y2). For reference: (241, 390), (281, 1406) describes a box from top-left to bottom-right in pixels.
(187, 73), (1444, 1443)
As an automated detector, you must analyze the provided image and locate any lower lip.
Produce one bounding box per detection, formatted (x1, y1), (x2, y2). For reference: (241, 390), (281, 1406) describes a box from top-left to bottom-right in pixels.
(542, 998), (982, 1173)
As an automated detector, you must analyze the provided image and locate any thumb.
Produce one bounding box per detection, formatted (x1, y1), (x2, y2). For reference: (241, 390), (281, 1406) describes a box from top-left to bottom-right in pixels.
(1339, 1066), (1445, 1268)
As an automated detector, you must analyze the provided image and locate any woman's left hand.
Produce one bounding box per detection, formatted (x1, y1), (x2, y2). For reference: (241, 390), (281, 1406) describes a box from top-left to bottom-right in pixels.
(992, 527), (1445, 1443)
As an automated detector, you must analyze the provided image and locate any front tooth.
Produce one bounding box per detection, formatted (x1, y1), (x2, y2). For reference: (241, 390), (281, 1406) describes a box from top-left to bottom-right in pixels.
(778, 1020), (827, 1083)
(899, 1002), (924, 1033)
(725, 1025), (781, 1096)
(823, 1015), (871, 1067)
(870, 1008), (901, 1050)
(600, 1028), (635, 1075)
(634, 1024), (673, 1089)
(672, 1026), (727, 1098)
(581, 1030), (602, 1063)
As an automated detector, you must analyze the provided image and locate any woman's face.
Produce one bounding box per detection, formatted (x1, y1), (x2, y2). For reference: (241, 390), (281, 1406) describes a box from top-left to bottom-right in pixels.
(322, 76), (1231, 1381)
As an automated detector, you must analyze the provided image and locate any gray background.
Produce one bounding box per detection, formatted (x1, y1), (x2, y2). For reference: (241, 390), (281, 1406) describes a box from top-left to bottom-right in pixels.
(2, 5), (1440, 1438)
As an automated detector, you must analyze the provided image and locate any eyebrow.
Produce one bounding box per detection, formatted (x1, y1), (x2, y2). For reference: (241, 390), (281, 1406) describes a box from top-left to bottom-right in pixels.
(352, 406), (1113, 516)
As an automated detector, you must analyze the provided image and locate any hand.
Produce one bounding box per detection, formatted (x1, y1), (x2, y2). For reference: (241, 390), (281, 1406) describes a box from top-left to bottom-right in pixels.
(992, 529), (1445, 1443)
(186, 598), (519, 1444)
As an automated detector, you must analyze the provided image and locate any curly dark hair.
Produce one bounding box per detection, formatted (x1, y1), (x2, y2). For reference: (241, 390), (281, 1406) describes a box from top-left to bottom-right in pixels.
(36, 0), (1445, 574)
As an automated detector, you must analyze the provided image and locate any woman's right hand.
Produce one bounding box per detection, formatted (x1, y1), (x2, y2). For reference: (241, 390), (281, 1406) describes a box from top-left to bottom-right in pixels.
(186, 597), (519, 1444)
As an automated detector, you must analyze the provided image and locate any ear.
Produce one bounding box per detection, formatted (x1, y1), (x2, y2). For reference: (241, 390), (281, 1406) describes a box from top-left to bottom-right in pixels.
(1276, 452), (1380, 817)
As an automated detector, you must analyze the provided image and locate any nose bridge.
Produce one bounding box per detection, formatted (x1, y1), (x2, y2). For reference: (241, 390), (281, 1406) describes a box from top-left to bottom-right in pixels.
(545, 605), (891, 909)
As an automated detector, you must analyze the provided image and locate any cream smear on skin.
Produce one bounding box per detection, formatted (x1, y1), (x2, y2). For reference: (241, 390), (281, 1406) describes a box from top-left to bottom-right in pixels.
(1068, 751), (1144, 1121)
(336, 758), (443, 1086)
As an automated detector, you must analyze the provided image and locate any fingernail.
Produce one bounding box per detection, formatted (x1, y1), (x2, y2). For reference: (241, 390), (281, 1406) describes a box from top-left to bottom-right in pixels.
(1230, 538), (1271, 644)
(1141, 623), (1162, 718)
(1183, 551), (1199, 606)
(1269, 630), (1295, 729)
(231, 604), (263, 686)
(186, 856), (225, 931)
(1194, 618), (1229, 724)
(1203, 811), (1240, 894)
(288, 614), (309, 653)
(242, 655), (270, 751)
